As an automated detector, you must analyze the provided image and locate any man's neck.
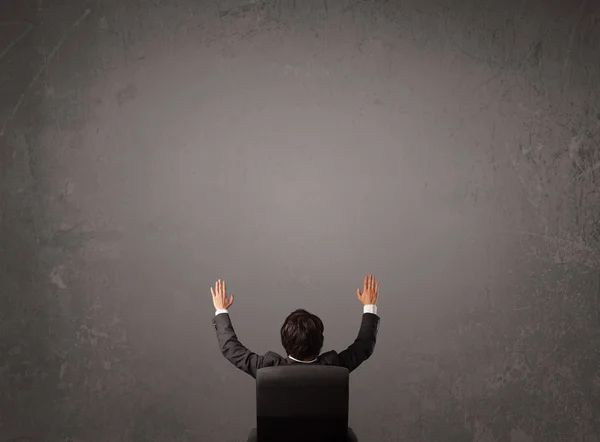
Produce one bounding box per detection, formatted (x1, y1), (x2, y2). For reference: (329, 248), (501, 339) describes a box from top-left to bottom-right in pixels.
(288, 355), (317, 363)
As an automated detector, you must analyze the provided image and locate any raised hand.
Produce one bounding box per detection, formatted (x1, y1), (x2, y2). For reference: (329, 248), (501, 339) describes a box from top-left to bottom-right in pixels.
(211, 279), (234, 310)
(357, 274), (379, 305)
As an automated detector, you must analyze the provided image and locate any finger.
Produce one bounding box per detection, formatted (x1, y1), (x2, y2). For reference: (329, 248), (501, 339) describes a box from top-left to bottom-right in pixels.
(357, 288), (361, 299)
(229, 294), (234, 305)
(364, 276), (368, 291)
(371, 275), (374, 290)
(211, 287), (216, 297)
(223, 280), (227, 294)
(375, 281), (379, 293)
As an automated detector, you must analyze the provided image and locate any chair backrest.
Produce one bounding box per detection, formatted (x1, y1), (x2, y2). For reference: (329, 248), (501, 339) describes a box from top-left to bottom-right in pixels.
(256, 365), (349, 442)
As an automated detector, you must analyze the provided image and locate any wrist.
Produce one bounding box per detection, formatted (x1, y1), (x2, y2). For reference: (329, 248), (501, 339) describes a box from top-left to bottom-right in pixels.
(363, 304), (378, 315)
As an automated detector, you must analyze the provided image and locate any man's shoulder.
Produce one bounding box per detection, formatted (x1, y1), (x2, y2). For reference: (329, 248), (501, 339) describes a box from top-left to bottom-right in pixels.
(260, 351), (339, 366)
(317, 350), (339, 365)
(263, 351), (287, 364)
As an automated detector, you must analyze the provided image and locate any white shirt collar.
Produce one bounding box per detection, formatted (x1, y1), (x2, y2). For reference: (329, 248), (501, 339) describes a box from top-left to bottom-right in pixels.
(288, 355), (317, 363)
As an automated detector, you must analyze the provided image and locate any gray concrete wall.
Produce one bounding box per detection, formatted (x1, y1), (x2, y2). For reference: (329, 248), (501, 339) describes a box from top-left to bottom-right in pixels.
(1, 0), (599, 441)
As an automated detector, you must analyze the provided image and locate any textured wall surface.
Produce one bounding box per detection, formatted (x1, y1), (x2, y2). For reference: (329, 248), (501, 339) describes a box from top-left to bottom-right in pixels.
(1, 0), (600, 441)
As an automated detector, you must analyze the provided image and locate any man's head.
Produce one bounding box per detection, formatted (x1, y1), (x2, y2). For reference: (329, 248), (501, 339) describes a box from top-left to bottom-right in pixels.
(280, 309), (324, 361)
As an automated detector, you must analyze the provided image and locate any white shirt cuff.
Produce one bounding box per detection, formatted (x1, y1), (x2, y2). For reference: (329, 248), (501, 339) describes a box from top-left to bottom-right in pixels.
(363, 304), (378, 315)
(215, 309), (228, 316)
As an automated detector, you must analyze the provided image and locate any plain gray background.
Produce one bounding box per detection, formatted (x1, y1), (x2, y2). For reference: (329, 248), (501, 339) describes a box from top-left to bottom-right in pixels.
(1, 0), (599, 441)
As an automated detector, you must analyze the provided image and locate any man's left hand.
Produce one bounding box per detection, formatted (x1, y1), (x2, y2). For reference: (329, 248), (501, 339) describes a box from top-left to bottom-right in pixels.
(211, 279), (234, 310)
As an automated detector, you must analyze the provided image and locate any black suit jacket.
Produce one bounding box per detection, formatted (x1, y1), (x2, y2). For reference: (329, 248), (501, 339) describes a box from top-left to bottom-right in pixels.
(212, 312), (380, 379)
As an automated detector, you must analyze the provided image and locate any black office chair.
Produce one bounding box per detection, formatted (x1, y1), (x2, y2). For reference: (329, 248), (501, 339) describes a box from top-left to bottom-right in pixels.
(247, 365), (358, 442)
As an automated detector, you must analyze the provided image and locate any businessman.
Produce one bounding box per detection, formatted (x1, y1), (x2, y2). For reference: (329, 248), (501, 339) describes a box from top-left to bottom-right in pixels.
(211, 274), (380, 376)
(211, 274), (380, 442)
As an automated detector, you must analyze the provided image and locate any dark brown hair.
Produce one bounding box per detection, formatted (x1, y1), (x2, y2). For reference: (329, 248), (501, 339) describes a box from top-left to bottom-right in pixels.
(280, 309), (324, 360)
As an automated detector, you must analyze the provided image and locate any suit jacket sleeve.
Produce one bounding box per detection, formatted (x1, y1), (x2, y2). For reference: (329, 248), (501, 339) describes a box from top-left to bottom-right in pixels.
(212, 313), (281, 379)
(336, 312), (380, 373)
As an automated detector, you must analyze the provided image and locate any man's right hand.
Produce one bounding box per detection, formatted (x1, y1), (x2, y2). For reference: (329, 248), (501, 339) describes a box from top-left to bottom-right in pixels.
(357, 274), (379, 305)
